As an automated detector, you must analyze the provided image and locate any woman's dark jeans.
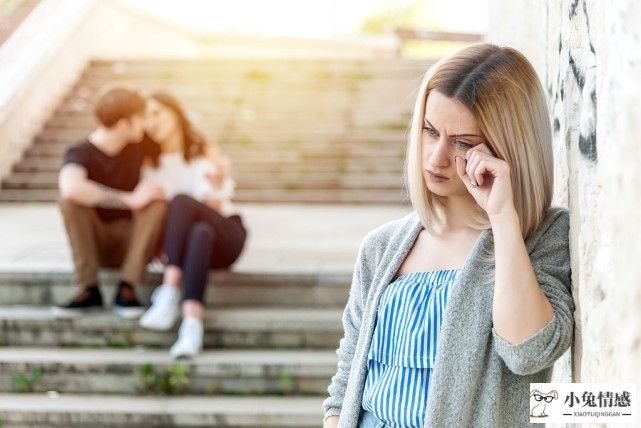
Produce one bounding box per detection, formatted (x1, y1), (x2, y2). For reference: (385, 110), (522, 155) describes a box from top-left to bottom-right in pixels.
(164, 194), (247, 303)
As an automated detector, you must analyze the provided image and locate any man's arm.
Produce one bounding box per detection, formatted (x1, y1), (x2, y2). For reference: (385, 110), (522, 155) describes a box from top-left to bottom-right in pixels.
(59, 164), (164, 210)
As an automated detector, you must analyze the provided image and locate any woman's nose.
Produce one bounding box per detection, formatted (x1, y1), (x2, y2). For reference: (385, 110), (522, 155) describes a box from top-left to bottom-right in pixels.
(428, 138), (452, 165)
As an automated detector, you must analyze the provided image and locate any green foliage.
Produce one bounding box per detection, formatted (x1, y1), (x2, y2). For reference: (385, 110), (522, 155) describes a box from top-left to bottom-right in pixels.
(238, 136), (254, 147)
(135, 362), (190, 396)
(277, 371), (294, 393)
(401, 40), (471, 60)
(0, 0), (25, 15)
(246, 69), (271, 82)
(380, 120), (409, 131)
(345, 71), (370, 82)
(11, 367), (43, 393)
(361, 0), (440, 34)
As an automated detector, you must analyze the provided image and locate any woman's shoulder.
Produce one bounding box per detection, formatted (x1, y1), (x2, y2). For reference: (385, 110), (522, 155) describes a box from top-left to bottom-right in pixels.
(524, 205), (570, 258)
(537, 205), (569, 236)
(360, 211), (420, 255)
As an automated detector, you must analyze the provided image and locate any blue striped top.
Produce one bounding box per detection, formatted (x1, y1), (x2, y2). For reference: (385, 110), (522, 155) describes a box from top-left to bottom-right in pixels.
(362, 268), (460, 428)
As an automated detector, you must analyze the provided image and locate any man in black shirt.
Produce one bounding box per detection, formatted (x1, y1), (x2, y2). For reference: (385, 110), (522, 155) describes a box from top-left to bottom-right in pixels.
(56, 87), (167, 318)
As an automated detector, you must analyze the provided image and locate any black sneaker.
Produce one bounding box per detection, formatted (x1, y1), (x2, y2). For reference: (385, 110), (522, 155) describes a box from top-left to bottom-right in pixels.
(53, 284), (103, 318)
(113, 281), (145, 319)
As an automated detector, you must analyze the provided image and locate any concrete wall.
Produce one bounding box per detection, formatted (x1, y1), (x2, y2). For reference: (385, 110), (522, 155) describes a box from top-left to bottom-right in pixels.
(0, 0), (97, 184)
(488, 0), (641, 422)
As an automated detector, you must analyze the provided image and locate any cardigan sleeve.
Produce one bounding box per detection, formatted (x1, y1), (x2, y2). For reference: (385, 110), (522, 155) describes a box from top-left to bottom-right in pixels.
(322, 234), (371, 422)
(491, 210), (575, 376)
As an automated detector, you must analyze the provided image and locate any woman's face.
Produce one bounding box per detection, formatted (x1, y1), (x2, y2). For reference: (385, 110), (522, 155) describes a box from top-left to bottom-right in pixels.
(145, 98), (180, 147)
(421, 90), (487, 198)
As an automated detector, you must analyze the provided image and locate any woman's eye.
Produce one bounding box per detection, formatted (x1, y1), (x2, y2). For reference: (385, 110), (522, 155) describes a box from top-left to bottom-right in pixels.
(422, 126), (437, 136)
(455, 140), (474, 150)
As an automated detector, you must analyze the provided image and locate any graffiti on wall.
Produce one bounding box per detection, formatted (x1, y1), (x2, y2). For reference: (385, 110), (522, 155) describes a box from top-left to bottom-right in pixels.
(549, 0), (597, 163)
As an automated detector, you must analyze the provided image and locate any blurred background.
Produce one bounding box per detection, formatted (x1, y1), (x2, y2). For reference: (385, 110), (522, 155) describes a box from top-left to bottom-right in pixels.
(0, 0), (639, 427)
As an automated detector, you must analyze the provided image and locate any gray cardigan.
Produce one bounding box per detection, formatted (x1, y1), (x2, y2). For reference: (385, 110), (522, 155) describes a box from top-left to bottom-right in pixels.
(323, 206), (574, 428)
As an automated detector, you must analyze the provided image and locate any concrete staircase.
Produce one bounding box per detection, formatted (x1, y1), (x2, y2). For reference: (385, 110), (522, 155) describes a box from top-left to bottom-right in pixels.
(0, 200), (413, 426)
(0, 269), (350, 427)
(0, 58), (430, 204)
(0, 55), (428, 426)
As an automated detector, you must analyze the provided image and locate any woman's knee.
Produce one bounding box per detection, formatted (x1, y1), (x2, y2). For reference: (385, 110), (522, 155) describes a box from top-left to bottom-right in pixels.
(169, 194), (198, 212)
(189, 222), (216, 245)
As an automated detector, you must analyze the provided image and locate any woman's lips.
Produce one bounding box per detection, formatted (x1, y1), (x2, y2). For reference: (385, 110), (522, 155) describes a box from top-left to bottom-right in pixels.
(427, 170), (449, 180)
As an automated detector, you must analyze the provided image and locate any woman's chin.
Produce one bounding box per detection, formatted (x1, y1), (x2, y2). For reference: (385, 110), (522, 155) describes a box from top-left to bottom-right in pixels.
(425, 180), (449, 195)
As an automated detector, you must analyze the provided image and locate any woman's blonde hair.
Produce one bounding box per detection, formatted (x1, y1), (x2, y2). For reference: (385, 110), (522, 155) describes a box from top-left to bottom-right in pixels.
(405, 43), (554, 254)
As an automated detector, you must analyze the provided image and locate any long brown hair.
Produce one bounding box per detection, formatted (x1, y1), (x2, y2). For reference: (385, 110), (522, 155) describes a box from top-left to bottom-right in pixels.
(149, 92), (208, 163)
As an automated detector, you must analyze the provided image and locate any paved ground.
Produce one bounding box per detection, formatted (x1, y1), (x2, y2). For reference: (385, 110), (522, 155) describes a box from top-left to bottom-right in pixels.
(0, 202), (412, 274)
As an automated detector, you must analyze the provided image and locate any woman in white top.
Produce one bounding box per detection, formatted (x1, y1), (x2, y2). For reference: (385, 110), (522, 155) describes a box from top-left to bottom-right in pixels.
(139, 92), (248, 359)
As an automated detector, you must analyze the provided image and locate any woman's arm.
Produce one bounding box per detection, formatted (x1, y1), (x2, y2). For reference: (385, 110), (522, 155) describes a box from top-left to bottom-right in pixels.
(490, 209), (574, 375)
(453, 143), (574, 376)
(490, 208), (555, 343)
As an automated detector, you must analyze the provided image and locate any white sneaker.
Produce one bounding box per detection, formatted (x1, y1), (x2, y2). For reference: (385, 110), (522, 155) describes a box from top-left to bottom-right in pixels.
(170, 317), (204, 359)
(138, 284), (181, 331)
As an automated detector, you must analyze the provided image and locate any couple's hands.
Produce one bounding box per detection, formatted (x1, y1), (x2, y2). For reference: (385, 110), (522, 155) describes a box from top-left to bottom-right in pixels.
(454, 143), (516, 220)
(125, 180), (165, 211)
(126, 153), (231, 211)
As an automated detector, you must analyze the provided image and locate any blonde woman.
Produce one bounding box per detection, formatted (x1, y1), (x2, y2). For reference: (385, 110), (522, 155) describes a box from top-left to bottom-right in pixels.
(323, 43), (574, 427)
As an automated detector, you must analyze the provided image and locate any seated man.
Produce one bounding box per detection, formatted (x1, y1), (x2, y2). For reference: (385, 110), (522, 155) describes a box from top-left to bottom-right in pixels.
(56, 87), (166, 319)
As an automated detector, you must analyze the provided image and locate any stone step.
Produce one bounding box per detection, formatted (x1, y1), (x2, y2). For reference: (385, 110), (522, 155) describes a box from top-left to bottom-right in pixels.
(84, 67), (426, 77)
(76, 76), (421, 90)
(2, 172), (403, 190)
(78, 76), (421, 89)
(84, 62), (429, 75)
(23, 143), (405, 160)
(33, 129), (349, 142)
(0, 306), (343, 349)
(0, 347), (336, 396)
(19, 140), (406, 158)
(82, 64), (429, 77)
(27, 136), (406, 153)
(61, 84), (414, 100)
(30, 129), (409, 143)
(0, 188), (407, 203)
(87, 57), (430, 67)
(42, 116), (410, 131)
(0, 270), (349, 308)
(13, 157), (404, 174)
(0, 393), (323, 427)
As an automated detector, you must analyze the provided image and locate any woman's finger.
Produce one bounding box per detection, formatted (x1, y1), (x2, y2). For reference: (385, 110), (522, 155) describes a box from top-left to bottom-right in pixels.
(474, 159), (490, 187)
(455, 156), (469, 183)
(455, 156), (477, 189)
(466, 152), (482, 187)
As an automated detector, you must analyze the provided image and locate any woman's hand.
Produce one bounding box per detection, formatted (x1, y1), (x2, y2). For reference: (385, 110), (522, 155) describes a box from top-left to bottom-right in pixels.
(454, 143), (515, 218)
(323, 416), (339, 428)
(203, 198), (222, 212)
(206, 154), (231, 188)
